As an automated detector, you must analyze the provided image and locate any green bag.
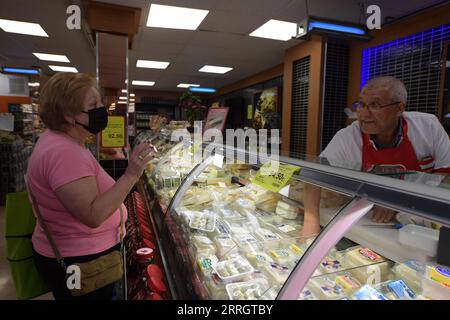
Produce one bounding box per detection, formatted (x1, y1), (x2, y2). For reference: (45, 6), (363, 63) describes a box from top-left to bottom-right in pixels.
(5, 192), (50, 300)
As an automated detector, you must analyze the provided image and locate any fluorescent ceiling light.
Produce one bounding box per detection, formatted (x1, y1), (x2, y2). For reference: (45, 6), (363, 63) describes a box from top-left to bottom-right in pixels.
(121, 89), (127, 93)
(199, 65), (232, 74)
(28, 82), (40, 87)
(49, 65), (78, 73)
(177, 83), (200, 88)
(2, 67), (39, 75)
(117, 101), (127, 104)
(130, 99), (135, 102)
(250, 19), (297, 41)
(136, 60), (170, 69)
(0, 19), (48, 37)
(33, 53), (69, 63)
(132, 80), (155, 86)
(119, 97), (127, 100)
(146, 4), (209, 31)
(190, 87), (216, 93)
(130, 93), (135, 97)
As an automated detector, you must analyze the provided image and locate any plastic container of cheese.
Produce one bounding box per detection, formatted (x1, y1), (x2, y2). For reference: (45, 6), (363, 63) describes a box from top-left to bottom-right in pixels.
(392, 260), (425, 293)
(189, 211), (217, 233)
(212, 256), (255, 283)
(214, 235), (238, 257)
(253, 228), (282, 247)
(232, 232), (262, 252)
(343, 246), (392, 284)
(308, 276), (347, 300)
(263, 262), (294, 284)
(245, 251), (275, 268)
(225, 278), (271, 300)
(192, 235), (216, 256)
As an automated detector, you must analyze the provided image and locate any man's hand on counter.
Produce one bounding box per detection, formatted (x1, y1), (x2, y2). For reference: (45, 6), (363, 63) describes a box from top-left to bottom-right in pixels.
(371, 206), (396, 223)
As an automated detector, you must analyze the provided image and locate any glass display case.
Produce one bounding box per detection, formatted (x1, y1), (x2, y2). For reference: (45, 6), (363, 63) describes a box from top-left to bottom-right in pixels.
(140, 143), (450, 300)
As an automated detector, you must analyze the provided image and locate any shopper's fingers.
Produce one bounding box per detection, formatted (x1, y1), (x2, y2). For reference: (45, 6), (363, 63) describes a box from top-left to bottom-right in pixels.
(371, 208), (382, 222)
(383, 210), (396, 223)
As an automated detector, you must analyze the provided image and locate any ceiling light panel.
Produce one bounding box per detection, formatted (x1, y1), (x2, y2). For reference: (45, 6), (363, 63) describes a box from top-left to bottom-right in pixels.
(146, 4), (209, 31)
(48, 65), (78, 73)
(0, 19), (48, 37)
(136, 60), (170, 69)
(132, 80), (155, 86)
(250, 19), (297, 41)
(33, 53), (69, 62)
(199, 65), (233, 74)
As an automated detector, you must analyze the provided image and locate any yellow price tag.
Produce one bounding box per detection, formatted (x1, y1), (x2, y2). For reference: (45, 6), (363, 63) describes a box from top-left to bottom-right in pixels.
(251, 160), (300, 193)
(101, 116), (125, 148)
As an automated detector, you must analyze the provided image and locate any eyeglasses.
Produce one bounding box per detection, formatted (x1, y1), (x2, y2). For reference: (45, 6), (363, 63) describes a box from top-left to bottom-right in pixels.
(352, 101), (401, 112)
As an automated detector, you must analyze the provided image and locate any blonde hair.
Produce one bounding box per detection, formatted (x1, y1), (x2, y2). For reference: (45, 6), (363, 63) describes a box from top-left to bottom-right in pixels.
(362, 76), (407, 103)
(39, 72), (97, 131)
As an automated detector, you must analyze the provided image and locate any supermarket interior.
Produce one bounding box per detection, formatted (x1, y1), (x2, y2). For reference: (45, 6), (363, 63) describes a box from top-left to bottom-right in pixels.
(1, 0), (450, 301)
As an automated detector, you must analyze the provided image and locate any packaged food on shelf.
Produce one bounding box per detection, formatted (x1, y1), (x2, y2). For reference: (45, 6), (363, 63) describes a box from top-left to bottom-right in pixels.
(352, 285), (388, 300)
(232, 232), (262, 252)
(425, 265), (450, 288)
(214, 219), (232, 235)
(214, 235), (238, 257)
(205, 273), (228, 299)
(298, 287), (318, 300)
(275, 201), (298, 220)
(212, 255), (255, 283)
(343, 246), (392, 284)
(334, 274), (361, 294)
(192, 235), (216, 256)
(231, 198), (256, 213)
(212, 202), (242, 220)
(385, 279), (416, 300)
(253, 228), (282, 244)
(319, 255), (346, 274)
(421, 276), (450, 299)
(392, 260), (425, 293)
(225, 278), (271, 300)
(268, 248), (298, 264)
(263, 262), (294, 284)
(189, 210), (217, 233)
(260, 285), (281, 300)
(343, 246), (385, 267)
(245, 251), (274, 268)
(256, 198), (279, 213)
(308, 277), (347, 300)
(197, 255), (219, 277)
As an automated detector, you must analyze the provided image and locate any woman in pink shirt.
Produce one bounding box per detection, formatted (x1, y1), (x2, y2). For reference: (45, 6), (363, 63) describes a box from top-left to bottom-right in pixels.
(27, 72), (155, 300)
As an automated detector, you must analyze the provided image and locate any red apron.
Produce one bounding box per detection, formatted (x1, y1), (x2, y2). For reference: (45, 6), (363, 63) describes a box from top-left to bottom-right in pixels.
(361, 117), (449, 173)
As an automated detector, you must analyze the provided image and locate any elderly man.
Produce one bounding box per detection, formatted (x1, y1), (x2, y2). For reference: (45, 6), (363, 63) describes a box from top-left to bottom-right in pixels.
(302, 76), (450, 236)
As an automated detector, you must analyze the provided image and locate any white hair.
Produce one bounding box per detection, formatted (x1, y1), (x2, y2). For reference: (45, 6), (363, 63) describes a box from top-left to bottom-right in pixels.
(362, 76), (407, 103)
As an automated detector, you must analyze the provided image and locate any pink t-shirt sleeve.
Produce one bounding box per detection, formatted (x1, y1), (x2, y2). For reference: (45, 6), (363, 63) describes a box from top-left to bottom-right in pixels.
(46, 145), (98, 191)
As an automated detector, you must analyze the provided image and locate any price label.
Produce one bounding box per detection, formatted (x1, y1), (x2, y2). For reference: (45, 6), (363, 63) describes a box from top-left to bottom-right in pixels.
(101, 116), (125, 148)
(251, 160), (300, 193)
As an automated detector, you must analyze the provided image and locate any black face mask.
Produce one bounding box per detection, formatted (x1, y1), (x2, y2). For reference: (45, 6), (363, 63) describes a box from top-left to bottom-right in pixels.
(75, 106), (108, 134)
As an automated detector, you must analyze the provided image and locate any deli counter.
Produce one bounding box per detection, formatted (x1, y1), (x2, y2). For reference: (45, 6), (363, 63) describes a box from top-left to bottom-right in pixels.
(134, 136), (450, 300)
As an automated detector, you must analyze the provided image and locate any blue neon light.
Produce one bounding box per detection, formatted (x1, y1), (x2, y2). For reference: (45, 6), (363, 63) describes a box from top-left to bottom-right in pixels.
(308, 21), (365, 35)
(2, 67), (39, 75)
(361, 23), (450, 89)
(190, 87), (216, 93)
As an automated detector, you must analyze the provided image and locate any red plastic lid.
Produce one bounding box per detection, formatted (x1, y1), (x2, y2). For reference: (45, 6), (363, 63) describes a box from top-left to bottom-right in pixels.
(147, 276), (167, 294)
(143, 239), (156, 249)
(146, 264), (164, 280)
(136, 248), (154, 261)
